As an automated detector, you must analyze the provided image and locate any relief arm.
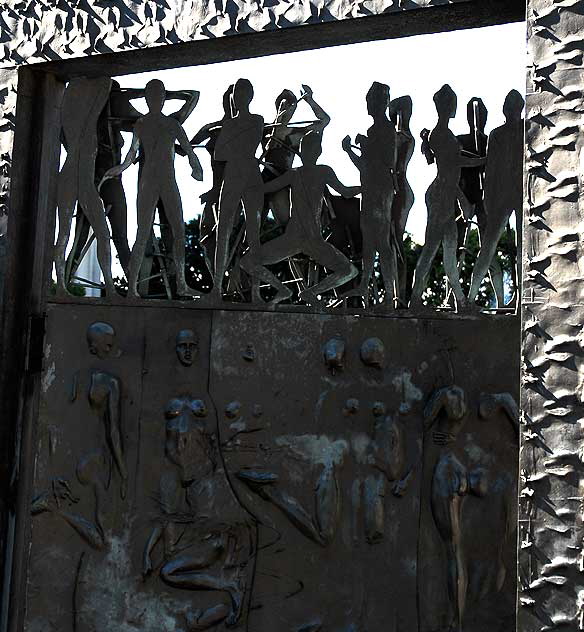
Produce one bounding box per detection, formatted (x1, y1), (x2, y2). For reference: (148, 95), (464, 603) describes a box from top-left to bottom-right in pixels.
(301, 84), (331, 133)
(190, 120), (222, 146)
(325, 167), (361, 198)
(341, 135), (363, 172)
(143, 525), (163, 577)
(176, 122), (203, 181)
(167, 89), (200, 124)
(106, 377), (128, 498)
(98, 132), (139, 189)
(263, 170), (294, 194)
(458, 150), (486, 168)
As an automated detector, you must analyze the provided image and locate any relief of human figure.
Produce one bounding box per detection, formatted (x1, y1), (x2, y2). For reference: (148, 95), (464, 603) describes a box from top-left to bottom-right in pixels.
(361, 402), (406, 544)
(31, 451), (109, 551)
(143, 396), (256, 629)
(468, 90), (524, 306)
(211, 78), (264, 302)
(53, 77), (117, 296)
(85, 321), (128, 499)
(389, 95), (415, 301)
(32, 322), (127, 547)
(341, 81), (398, 308)
(262, 84), (330, 225)
(424, 386), (488, 632)
(240, 131), (359, 306)
(100, 79), (203, 299)
(237, 456), (342, 547)
(410, 85), (485, 311)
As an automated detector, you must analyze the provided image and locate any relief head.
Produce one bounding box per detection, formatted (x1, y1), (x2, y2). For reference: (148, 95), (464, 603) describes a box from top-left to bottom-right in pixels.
(176, 329), (199, 367)
(145, 79), (166, 113)
(232, 78), (254, 113)
(434, 84), (457, 121)
(275, 89), (298, 124)
(299, 130), (322, 165)
(87, 322), (116, 359)
(503, 89), (524, 122)
(366, 81), (390, 119)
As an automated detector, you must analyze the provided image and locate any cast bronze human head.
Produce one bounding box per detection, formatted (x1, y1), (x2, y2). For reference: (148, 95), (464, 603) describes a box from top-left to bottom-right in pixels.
(87, 322), (116, 359)
(176, 329), (199, 367)
(145, 79), (165, 113)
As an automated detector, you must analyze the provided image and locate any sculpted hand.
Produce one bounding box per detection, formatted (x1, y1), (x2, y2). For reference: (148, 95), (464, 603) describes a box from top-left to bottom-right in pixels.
(190, 154), (203, 181)
(200, 189), (215, 204)
(300, 84), (313, 100)
(142, 553), (153, 578)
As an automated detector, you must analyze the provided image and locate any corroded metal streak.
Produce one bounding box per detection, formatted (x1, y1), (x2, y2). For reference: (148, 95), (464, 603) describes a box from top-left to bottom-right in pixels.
(519, 0), (584, 629)
(0, 0), (469, 221)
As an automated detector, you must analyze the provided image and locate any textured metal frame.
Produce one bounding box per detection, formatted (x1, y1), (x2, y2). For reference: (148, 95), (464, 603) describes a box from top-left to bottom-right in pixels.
(0, 2), (530, 631)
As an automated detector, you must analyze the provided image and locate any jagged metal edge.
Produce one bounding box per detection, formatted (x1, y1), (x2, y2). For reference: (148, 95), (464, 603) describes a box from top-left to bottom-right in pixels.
(0, 0), (469, 220)
(519, 0), (584, 630)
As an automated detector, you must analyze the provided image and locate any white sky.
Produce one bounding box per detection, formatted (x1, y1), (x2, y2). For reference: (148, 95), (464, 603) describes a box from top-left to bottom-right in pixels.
(113, 21), (525, 270)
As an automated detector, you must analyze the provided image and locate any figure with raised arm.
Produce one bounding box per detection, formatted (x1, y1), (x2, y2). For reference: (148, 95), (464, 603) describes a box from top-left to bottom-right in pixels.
(390, 95), (415, 301)
(262, 84), (331, 225)
(54, 77), (117, 297)
(410, 85), (485, 311)
(341, 81), (398, 308)
(100, 79), (202, 299)
(212, 78), (264, 302)
(240, 131), (359, 306)
(468, 90), (524, 306)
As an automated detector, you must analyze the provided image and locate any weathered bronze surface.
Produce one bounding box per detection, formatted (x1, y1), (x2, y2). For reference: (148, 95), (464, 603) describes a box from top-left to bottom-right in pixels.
(23, 304), (519, 631)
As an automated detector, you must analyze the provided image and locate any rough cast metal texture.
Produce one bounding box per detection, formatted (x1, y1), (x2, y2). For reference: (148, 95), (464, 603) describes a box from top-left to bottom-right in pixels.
(0, 0), (470, 222)
(518, 0), (584, 630)
(26, 303), (519, 631)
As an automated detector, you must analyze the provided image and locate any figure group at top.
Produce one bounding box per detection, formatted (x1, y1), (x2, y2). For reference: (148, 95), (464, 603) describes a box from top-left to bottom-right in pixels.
(52, 74), (523, 312)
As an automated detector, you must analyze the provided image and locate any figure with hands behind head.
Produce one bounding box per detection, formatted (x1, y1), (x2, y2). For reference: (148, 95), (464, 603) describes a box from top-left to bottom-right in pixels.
(100, 79), (202, 299)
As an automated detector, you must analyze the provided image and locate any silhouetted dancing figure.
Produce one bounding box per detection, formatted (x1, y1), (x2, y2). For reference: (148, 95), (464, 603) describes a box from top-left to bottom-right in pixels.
(457, 98), (504, 306)
(54, 77), (117, 296)
(241, 131), (359, 306)
(212, 78), (264, 301)
(410, 85), (484, 311)
(187, 85), (234, 274)
(101, 79), (202, 299)
(342, 81), (398, 308)
(390, 95), (415, 301)
(262, 84), (330, 225)
(469, 90), (524, 306)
